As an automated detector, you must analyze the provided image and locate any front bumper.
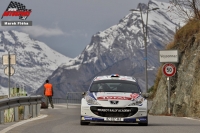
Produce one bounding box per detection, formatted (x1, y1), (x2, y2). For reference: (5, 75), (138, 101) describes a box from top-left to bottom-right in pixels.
(80, 116), (148, 123)
(81, 100), (148, 123)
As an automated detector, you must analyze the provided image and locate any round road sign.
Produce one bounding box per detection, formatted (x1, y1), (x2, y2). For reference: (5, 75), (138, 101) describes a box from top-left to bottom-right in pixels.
(162, 63), (176, 77)
(4, 66), (15, 76)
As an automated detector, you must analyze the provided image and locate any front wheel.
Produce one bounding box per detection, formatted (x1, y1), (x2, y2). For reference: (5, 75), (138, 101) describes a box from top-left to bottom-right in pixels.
(138, 122), (148, 126)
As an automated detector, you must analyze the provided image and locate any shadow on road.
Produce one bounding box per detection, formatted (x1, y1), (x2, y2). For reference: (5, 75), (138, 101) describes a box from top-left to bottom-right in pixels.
(87, 123), (142, 126)
(84, 123), (200, 127)
(148, 123), (200, 126)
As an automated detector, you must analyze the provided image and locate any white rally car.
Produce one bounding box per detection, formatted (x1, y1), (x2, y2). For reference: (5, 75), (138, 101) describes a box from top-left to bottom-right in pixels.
(80, 74), (148, 126)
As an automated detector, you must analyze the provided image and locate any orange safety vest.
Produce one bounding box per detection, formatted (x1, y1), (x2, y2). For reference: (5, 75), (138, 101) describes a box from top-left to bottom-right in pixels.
(44, 83), (53, 96)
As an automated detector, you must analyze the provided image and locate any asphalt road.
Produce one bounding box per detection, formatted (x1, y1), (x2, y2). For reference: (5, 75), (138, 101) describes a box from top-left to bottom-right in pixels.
(2, 104), (200, 133)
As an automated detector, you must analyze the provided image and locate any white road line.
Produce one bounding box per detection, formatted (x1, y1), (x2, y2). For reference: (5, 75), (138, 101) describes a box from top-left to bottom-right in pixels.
(0, 115), (48, 133)
(184, 117), (200, 122)
(55, 105), (67, 107)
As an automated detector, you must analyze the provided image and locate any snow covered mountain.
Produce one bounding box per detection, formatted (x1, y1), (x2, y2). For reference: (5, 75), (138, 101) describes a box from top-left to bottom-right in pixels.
(0, 30), (71, 95)
(35, 0), (186, 98)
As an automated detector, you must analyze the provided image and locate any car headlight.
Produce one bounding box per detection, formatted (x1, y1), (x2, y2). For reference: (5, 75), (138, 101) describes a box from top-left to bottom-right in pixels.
(85, 95), (100, 105)
(128, 98), (144, 106)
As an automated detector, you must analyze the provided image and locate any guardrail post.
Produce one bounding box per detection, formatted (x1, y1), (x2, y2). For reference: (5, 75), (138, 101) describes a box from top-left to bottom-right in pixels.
(32, 104), (36, 118)
(36, 104), (40, 116)
(66, 93), (68, 109)
(0, 110), (4, 124)
(24, 105), (29, 120)
(0, 95), (43, 123)
(14, 107), (19, 122)
(29, 105), (33, 118)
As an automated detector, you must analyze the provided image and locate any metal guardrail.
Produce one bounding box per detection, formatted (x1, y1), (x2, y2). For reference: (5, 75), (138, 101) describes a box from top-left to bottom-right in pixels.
(67, 92), (83, 104)
(0, 95), (43, 124)
(42, 92), (83, 105)
(40, 92), (83, 109)
(42, 97), (68, 104)
(52, 98), (67, 103)
(66, 92), (83, 108)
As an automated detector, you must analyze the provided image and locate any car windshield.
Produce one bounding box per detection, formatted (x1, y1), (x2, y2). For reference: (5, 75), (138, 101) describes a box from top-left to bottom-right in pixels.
(89, 80), (140, 93)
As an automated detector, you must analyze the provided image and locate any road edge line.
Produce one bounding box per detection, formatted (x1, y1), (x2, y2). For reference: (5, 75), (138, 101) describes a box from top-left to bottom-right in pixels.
(0, 115), (48, 133)
(184, 117), (200, 121)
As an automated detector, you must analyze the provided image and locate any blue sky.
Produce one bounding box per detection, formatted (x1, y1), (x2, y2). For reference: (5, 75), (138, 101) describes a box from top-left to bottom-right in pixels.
(0, 0), (169, 58)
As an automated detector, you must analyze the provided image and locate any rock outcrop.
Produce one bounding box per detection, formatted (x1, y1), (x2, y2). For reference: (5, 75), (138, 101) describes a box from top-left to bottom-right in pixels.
(150, 20), (200, 117)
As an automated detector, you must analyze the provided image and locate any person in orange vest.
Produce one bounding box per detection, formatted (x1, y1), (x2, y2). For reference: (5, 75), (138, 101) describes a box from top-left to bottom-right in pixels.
(44, 79), (54, 108)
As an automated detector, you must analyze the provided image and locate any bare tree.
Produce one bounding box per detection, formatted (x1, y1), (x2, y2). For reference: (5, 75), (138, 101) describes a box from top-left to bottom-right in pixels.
(170, 0), (200, 20)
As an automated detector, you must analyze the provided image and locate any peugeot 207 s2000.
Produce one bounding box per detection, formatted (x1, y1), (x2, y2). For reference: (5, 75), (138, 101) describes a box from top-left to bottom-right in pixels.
(80, 74), (148, 126)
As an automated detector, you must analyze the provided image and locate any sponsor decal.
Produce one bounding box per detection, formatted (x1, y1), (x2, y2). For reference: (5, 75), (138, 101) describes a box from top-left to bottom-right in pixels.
(88, 92), (96, 100)
(97, 96), (131, 100)
(139, 118), (146, 121)
(96, 93), (141, 101)
(130, 93), (139, 100)
(84, 117), (92, 120)
(136, 118), (146, 121)
(97, 108), (131, 112)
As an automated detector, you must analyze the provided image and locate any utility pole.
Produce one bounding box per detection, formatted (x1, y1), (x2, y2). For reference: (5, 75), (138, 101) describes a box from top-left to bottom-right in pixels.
(8, 52), (11, 97)
(130, 2), (159, 92)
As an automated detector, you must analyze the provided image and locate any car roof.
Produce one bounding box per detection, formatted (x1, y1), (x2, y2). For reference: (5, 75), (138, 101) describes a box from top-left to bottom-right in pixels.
(93, 74), (137, 82)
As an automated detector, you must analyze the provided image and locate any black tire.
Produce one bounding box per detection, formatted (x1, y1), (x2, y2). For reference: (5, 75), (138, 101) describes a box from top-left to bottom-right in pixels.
(138, 122), (148, 126)
(80, 120), (90, 125)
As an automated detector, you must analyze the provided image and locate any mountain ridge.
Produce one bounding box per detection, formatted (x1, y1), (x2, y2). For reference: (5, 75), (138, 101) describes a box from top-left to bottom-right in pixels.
(0, 30), (71, 95)
(36, 0), (185, 98)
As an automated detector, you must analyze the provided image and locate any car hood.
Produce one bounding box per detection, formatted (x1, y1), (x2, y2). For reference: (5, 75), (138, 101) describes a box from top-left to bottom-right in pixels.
(88, 92), (143, 107)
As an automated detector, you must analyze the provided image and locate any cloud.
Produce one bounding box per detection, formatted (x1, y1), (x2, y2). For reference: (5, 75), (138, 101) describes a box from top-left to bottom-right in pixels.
(64, 30), (89, 38)
(0, 25), (16, 31)
(0, 24), (88, 38)
(20, 25), (65, 37)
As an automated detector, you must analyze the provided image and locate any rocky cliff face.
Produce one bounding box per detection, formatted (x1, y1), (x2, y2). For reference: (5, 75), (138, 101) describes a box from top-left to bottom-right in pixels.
(149, 20), (200, 117)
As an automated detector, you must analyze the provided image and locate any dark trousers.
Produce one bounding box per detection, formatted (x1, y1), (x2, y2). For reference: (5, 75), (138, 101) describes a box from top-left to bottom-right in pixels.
(45, 96), (54, 108)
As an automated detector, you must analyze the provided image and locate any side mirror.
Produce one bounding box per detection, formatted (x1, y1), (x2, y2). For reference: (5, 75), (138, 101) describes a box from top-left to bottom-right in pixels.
(141, 93), (149, 98)
(82, 92), (86, 96)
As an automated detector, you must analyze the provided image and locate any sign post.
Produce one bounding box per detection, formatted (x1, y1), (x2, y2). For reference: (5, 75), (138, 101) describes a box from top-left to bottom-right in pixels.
(2, 52), (16, 97)
(167, 77), (170, 115)
(162, 63), (176, 114)
(8, 53), (10, 97)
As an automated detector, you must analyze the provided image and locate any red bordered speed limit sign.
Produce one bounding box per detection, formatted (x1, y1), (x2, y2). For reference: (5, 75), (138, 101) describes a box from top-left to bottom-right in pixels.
(162, 63), (176, 77)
